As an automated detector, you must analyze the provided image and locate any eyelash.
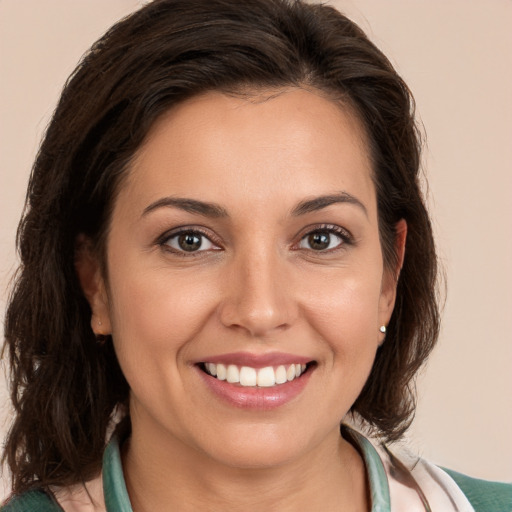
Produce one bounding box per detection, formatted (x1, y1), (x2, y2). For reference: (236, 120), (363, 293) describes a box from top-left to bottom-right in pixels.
(157, 224), (354, 257)
(296, 224), (354, 253)
(157, 227), (220, 257)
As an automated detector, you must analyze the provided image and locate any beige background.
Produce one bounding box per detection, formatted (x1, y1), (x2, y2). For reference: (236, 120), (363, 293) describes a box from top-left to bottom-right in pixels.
(1, 0), (511, 496)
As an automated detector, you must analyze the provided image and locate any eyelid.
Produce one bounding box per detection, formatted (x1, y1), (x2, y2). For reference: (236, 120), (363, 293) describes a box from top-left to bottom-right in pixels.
(157, 226), (222, 255)
(155, 223), (353, 256)
(294, 223), (354, 251)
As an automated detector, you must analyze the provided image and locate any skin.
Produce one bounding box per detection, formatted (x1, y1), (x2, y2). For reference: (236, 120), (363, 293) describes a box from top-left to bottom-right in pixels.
(77, 88), (406, 511)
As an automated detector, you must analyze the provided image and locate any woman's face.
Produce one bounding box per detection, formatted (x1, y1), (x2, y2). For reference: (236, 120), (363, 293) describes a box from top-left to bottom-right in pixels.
(85, 88), (402, 469)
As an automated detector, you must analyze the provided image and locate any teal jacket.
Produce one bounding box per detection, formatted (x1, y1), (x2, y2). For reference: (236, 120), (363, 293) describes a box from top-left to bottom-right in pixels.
(3, 432), (511, 512)
(3, 471), (511, 511)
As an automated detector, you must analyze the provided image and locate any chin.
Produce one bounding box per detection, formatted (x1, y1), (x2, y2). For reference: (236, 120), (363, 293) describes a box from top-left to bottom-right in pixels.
(192, 421), (325, 471)
(207, 442), (301, 470)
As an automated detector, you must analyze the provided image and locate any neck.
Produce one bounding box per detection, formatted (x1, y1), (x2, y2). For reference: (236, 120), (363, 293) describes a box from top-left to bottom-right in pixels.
(122, 422), (369, 512)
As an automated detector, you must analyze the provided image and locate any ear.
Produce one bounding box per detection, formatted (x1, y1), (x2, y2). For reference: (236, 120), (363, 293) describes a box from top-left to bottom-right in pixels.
(75, 234), (112, 336)
(378, 219), (407, 328)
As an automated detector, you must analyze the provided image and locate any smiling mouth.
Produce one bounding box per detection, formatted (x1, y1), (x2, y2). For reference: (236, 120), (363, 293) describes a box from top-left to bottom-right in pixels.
(199, 362), (314, 388)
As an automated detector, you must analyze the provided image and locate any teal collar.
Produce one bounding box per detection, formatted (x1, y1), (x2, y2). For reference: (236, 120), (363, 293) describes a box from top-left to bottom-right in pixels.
(102, 427), (391, 511)
(343, 427), (391, 512)
(102, 438), (132, 512)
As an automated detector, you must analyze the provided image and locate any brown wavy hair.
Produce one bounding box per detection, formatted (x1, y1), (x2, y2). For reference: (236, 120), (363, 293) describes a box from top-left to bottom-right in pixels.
(3, 0), (440, 493)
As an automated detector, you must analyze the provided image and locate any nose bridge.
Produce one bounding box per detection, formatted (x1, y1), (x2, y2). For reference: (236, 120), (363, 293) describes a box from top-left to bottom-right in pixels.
(219, 240), (295, 337)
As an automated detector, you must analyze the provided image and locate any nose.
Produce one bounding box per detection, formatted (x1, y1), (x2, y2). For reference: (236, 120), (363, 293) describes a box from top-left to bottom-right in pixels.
(218, 246), (297, 338)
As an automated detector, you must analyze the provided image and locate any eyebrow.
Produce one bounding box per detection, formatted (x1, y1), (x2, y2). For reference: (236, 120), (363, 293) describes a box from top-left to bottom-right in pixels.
(142, 192), (367, 219)
(291, 192), (368, 218)
(142, 197), (229, 218)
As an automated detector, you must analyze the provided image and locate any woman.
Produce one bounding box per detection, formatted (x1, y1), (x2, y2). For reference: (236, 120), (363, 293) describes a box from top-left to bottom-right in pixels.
(2, 0), (510, 510)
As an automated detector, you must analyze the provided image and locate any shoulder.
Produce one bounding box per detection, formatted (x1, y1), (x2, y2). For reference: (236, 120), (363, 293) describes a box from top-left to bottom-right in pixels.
(368, 434), (511, 512)
(441, 468), (512, 512)
(1, 489), (63, 511)
(1, 474), (105, 512)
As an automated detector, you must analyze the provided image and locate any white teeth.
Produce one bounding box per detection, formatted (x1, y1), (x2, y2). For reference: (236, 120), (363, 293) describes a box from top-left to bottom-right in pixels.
(239, 366), (257, 386)
(257, 366), (276, 387)
(226, 364), (239, 383)
(275, 365), (287, 384)
(204, 362), (308, 387)
(216, 363), (227, 381)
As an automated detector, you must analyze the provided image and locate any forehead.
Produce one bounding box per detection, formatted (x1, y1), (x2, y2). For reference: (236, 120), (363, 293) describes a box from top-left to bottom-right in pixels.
(118, 88), (376, 220)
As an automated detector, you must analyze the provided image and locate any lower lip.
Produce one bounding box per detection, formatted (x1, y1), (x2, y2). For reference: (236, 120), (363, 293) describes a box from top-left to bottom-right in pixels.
(196, 366), (314, 410)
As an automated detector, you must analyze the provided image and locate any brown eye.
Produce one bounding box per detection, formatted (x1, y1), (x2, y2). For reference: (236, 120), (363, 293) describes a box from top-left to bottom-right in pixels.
(163, 231), (216, 253)
(298, 229), (345, 251)
(307, 233), (330, 250)
(178, 233), (202, 251)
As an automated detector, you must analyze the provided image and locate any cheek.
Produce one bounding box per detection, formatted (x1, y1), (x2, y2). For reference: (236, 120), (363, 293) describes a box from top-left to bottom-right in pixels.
(282, 267), (383, 426)
(304, 271), (382, 343)
(105, 268), (222, 425)
(106, 263), (219, 372)
(300, 267), (383, 391)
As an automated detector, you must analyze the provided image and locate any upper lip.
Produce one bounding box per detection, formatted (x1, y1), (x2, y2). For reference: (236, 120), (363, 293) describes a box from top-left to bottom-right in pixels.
(195, 352), (313, 368)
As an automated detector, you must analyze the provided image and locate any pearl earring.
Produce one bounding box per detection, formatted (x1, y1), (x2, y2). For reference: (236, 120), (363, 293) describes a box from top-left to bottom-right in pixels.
(379, 325), (386, 333)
